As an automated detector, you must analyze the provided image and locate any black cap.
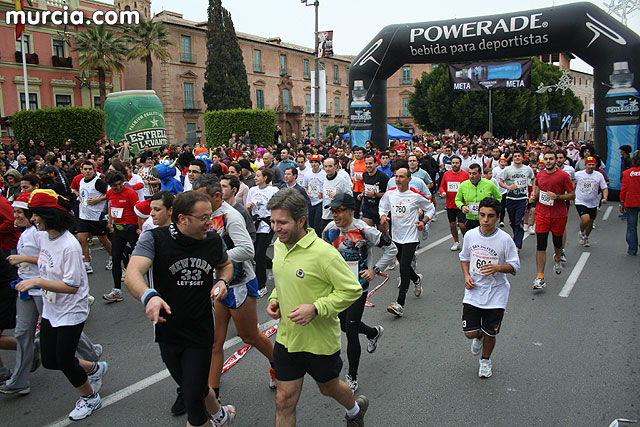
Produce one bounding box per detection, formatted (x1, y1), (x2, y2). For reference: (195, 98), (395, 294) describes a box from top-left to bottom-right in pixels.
(238, 158), (253, 171)
(325, 192), (356, 210)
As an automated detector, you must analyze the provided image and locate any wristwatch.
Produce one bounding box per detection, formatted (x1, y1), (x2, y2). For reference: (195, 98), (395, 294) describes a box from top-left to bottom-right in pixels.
(373, 266), (382, 275)
(217, 278), (229, 289)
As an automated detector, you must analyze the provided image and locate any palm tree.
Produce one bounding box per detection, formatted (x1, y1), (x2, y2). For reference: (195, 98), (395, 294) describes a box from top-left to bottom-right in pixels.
(125, 19), (172, 90)
(73, 25), (128, 109)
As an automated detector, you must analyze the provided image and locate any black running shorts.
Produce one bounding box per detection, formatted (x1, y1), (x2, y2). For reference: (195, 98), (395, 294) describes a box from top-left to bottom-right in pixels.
(462, 303), (505, 337)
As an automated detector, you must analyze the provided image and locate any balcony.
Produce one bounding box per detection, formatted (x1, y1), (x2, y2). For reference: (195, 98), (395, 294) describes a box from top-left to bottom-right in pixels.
(183, 101), (202, 112)
(180, 53), (197, 64)
(276, 105), (303, 114)
(52, 55), (73, 68)
(15, 51), (39, 65)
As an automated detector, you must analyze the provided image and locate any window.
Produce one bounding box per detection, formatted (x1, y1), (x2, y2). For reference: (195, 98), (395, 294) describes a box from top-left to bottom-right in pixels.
(55, 94), (72, 107)
(20, 93), (38, 110)
(184, 82), (194, 109)
(579, 77), (582, 86)
(186, 123), (196, 144)
(280, 54), (287, 75)
(254, 49), (262, 72)
(333, 65), (339, 84)
(320, 62), (325, 71)
(322, 125), (327, 139)
(53, 39), (65, 57)
(93, 96), (101, 109)
(181, 35), (192, 62)
(402, 98), (410, 116)
(305, 94), (311, 114)
(402, 66), (411, 84)
(282, 89), (290, 112)
(304, 59), (310, 79)
(334, 97), (340, 116)
(15, 35), (31, 53)
(256, 89), (264, 110)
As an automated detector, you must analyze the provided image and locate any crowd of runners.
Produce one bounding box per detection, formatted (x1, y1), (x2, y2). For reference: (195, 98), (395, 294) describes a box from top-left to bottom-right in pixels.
(0, 133), (638, 426)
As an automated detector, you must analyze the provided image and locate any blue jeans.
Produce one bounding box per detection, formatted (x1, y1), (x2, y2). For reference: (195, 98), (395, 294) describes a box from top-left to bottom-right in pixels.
(506, 198), (527, 249)
(626, 207), (639, 255)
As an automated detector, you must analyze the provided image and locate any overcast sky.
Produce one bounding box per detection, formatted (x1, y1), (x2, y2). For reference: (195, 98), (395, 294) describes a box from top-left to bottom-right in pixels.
(151, 0), (640, 73)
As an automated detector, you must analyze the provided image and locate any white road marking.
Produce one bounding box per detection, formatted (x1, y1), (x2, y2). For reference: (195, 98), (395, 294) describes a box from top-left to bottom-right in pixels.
(416, 235), (452, 255)
(44, 319), (279, 427)
(602, 206), (613, 221)
(558, 252), (591, 298)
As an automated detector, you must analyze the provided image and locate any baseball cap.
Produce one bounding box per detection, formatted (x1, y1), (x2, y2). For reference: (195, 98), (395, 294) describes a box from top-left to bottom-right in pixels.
(309, 154), (322, 163)
(585, 156), (597, 164)
(325, 192), (356, 210)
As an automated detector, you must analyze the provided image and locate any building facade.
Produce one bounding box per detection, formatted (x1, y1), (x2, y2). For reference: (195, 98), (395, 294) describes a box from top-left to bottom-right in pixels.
(0, 0), (128, 142)
(568, 69), (594, 142)
(124, 10), (431, 146)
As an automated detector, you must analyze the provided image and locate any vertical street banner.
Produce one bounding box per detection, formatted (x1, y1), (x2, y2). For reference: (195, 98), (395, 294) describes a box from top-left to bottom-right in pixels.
(449, 59), (532, 91)
(310, 70), (327, 114)
(318, 30), (333, 58)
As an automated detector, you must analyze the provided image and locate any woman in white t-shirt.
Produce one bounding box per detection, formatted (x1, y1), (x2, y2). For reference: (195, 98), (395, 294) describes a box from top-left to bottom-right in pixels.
(15, 190), (108, 421)
(245, 169), (279, 296)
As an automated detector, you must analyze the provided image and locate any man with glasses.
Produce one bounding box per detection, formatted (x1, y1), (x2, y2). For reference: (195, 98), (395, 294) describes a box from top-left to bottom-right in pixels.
(183, 160), (207, 192)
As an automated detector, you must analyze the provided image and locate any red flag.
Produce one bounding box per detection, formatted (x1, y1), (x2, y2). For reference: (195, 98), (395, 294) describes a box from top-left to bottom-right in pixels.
(15, 0), (25, 41)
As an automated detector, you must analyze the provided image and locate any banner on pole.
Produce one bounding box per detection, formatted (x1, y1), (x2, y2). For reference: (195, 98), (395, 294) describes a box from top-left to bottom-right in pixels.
(310, 70), (327, 114)
(318, 30), (333, 58)
(449, 59), (532, 91)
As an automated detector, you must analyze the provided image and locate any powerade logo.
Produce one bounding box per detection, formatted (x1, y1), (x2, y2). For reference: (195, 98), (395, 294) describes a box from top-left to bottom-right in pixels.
(606, 99), (639, 115)
(350, 108), (372, 122)
(409, 13), (546, 43)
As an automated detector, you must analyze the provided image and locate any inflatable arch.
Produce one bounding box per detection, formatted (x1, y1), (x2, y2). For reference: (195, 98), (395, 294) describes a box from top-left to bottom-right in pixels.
(348, 2), (640, 190)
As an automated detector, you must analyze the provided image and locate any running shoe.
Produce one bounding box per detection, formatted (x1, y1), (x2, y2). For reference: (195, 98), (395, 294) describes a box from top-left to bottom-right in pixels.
(121, 269), (126, 282)
(366, 325), (384, 354)
(94, 344), (103, 360)
(532, 277), (546, 290)
(387, 302), (404, 317)
(211, 405), (236, 426)
(257, 287), (268, 298)
(471, 337), (483, 356)
(478, 358), (492, 378)
(450, 242), (461, 251)
(386, 259), (398, 271)
(528, 226), (536, 235)
(431, 215), (437, 222)
(523, 223), (529, 232)
(413, 274), (423, 297)
(171, 387), (186, 416)
(88, 361), (108, 394)
(578, 231), (586, 245)
(105, 258), (113, 270)
(68, 393), (102, 421)
(421, 229), (429, 240)
(0, 367), (11, 382)
(269, 368), (277, 390)
(31, 339), (41, 372)
(554, 257), (563, 275)
(583, 237), (590, 247)
(0, 383), (30, 395)
(345, 395), (369, 427)
(84, 262), (93, 274)
(345, 374), (358, 393)
(88, 295), (95, 307)
(103, 289), (123, 303)
(560, 250), (567, 264)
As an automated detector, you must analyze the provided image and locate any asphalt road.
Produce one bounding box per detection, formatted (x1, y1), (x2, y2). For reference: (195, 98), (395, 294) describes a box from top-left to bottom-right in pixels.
(1, 204), (638, 427)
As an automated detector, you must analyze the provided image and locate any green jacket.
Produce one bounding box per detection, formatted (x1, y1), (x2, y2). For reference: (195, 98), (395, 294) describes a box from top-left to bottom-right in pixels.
(454, 178), (502, 220)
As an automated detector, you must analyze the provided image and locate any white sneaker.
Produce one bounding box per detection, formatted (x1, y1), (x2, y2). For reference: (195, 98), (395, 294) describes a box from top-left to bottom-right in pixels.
(478, 358), (492, 378)
(528, 226), (536, 235)
(105, 258), (113, 270)
(413, 274), (423, 297)
(88, 295), (95, 307)
(532, 277), (546, 290)
(367, 325), (384, 354)
(583, 237), (590, 247)
(68, 393), (102, 421)
(84, 263), (93, 274)
(450, 242), (461, 251)
(88, 361), (108, 394)
(345, 374), (358, 394)
(471, 337), (483, 356)
(387, 302), (404, 317)
(211, 405), (236, 426)
(102, 289), (123, 303)
(257, 287), (268, 298)
(554, 258), (563, 275)
(578, 231), (586, 245)
(523, 223), (529, 232)
(386, 259), (398, 271)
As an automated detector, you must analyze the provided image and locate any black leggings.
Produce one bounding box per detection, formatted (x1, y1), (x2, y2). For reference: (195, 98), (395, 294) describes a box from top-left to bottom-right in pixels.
(111, 227), (139, 289)
(338, 292), (377, 379)
(396, 242), (419, 306)
(40, 318), (87, 388)
(159, 342), (212, 427)
(536, 232), (563, 251)
(254, 231), (274, 288)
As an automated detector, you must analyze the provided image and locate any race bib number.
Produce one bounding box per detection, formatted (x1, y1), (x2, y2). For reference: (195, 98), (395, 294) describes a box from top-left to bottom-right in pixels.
(514, 177), (528, 189)
(445, 164), (452, 171)
(347, 261), (359, 279)
(539, 191), (554, 206)
(469, 202), (480, 215)
(471, 252), (499, 274)
(110, 207), (124, 219)
(364, 184), (378, 196)
(447, 181), (460, 192)
(579, 180), (594, 193)
(353, 172), (363, 182)
(392, 204), (410, 217)
(42, 289), (57, 304)
(325, 187), (337, 198)
(308, 184), (320, 194)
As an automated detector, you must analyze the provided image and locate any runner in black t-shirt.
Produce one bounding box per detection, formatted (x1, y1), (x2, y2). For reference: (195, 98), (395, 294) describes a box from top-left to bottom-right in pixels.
(360, 154), (389, 235)
(125, 191), (237, 427)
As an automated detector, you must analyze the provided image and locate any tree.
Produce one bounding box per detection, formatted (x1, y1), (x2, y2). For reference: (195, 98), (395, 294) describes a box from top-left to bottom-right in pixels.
(73, 26), (128, 109)
(125, 19), (172, 90)
(408, 58), (584, 137)
(203, 0), (251, 110)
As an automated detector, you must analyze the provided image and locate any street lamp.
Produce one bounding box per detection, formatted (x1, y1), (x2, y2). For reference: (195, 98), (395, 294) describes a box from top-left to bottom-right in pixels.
(301, 0), (320, 143)
(196, 127), (202, 144)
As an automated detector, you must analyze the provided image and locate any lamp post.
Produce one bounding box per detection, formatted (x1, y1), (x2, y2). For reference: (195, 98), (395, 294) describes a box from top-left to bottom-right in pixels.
(301, 0), (320, 143)
(196, 126), (202, 144)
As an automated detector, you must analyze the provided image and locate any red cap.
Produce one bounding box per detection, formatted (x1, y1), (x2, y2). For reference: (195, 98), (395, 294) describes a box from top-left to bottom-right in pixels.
(28, 189), (69, 212)
(12, 191), (31, 210)
(134, 199), (152, 218)
(585, 156), (597, 165)
(309, 154), (322, 163)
